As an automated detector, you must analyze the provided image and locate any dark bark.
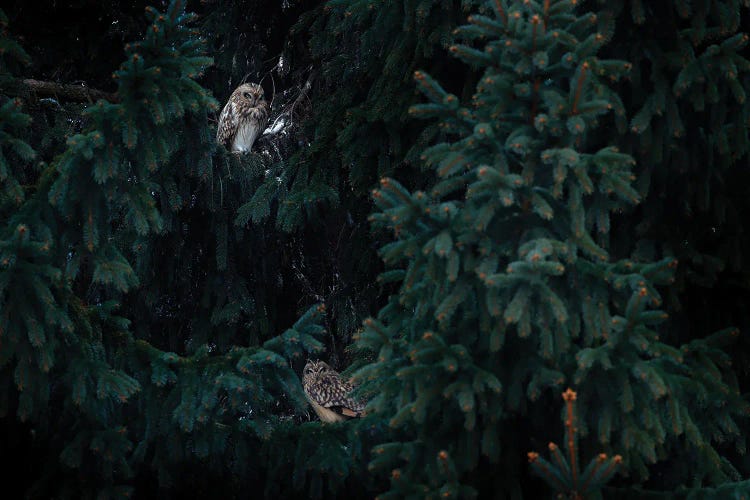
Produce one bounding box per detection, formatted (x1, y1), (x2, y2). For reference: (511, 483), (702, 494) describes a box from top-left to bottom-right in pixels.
(12, 79), (118, 103)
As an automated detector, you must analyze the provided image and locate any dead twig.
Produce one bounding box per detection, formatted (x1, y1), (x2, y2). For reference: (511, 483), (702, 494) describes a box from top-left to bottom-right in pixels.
(261, 69), (314, 138)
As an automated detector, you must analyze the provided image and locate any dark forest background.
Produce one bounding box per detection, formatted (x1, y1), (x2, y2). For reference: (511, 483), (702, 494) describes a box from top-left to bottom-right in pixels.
(2, 0), (750, 498)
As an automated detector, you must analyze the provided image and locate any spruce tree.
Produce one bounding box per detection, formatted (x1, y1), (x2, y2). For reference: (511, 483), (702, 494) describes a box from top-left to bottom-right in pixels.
(2, 0), (750, 498)
(598, 1), (750, 383)
(1, 2), (336, 496)
(357, 0), (749, 497)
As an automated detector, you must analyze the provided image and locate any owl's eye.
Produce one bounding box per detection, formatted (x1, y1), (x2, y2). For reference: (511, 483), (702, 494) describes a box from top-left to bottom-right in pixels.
(243, 92), (251, 99)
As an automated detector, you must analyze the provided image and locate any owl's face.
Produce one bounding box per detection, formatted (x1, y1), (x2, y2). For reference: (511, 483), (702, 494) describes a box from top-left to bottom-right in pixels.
(303, 360), (331, 385)
(233, 83), (265, 107)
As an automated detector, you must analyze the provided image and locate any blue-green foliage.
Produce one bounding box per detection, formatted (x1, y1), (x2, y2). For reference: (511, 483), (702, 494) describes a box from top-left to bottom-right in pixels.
(276, 0), (470, 233)
(355, 0), (749, 497)
(47, 2), (217, 287)
(529, 390), (623, 498)
(0, 8), (33, 215)
(0, 1), (334, 495)
(3, 0), (750, 497)
(599, 1), (750, 330)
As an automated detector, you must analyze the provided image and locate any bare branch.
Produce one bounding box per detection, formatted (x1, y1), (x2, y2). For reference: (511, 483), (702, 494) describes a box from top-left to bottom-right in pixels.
(261, 70), (314, 139)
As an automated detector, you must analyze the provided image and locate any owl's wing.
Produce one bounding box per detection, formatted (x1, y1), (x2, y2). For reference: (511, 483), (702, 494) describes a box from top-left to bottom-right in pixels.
(216, 99), (238, 147)
(308, 371), (366, 418)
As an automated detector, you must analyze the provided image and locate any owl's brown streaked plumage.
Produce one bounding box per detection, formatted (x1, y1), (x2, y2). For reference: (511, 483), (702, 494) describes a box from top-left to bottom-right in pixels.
(216, 83), (269, 152)
(302, 360), (366, 423)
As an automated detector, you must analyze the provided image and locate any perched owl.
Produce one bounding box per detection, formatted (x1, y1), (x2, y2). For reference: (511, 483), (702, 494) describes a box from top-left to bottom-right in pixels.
(302, 360), (366, 423)
(216, 83), (269, 152)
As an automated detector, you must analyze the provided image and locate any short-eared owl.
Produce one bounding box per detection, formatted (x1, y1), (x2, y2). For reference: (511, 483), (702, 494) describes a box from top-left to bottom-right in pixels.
(216, 83), (269, 152)
(302, 360), (366, 423)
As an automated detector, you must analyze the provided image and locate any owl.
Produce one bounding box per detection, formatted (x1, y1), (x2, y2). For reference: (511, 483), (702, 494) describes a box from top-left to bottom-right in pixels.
(302, 360), (366, 423)
(216, 83), (269, 152)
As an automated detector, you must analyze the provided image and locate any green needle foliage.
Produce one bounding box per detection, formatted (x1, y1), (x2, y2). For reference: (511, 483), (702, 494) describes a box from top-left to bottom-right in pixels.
(0, 8), (33, 216)
(528, 389), (623, 499)
(2, 0), (750, 498)
(1, 2), (335, 496)
(356, 0), (749, 497)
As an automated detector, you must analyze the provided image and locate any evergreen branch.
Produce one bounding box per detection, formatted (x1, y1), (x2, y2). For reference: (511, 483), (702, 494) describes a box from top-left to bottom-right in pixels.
(563, 388), (579, 488)
(9, 79), (119, 103)
(571, 62), (589, 115)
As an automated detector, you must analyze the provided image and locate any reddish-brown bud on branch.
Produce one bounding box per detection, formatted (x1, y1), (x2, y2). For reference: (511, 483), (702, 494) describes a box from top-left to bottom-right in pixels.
(562, 388), (577, 401)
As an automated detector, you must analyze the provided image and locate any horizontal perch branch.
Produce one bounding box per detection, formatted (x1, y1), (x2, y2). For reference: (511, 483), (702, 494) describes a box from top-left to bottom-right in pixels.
(11, 79), (119, 103)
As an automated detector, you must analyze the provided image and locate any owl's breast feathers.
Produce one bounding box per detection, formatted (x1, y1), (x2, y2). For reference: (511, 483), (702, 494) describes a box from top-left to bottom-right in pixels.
(216, 90), (269, 152)
(233, 119), (263, 153)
